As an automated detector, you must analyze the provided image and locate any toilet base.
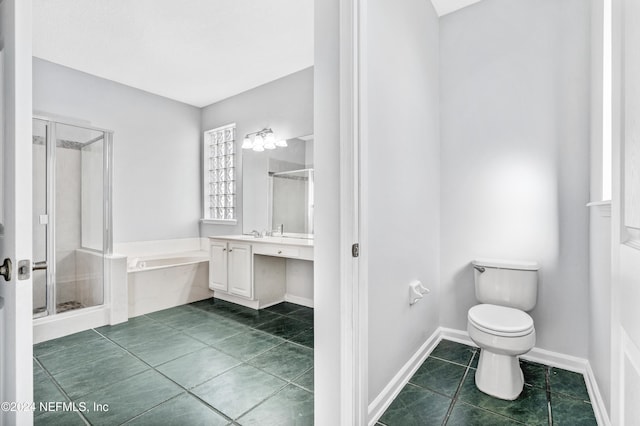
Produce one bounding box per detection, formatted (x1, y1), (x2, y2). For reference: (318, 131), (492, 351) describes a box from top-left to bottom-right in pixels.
(475, 349), (524, 400)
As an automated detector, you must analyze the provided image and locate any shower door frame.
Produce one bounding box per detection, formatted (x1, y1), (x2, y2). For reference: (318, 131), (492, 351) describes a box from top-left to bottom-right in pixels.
(32, 115), (113, 319)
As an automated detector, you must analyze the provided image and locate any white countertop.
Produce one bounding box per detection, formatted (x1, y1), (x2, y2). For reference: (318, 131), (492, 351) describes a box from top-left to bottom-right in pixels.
(209, 235), (314, 247)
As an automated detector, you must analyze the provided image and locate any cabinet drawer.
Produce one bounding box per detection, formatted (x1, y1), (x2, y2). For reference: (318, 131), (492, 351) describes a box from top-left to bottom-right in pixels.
(253, 244), (300, 258)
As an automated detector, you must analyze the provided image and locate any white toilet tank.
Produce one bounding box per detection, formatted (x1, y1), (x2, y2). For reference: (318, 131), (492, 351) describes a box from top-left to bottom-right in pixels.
(472, 259), (540, 311)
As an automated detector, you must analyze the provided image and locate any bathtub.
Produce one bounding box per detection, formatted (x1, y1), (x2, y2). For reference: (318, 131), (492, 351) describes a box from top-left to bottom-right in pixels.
(126, 249), (212, 317)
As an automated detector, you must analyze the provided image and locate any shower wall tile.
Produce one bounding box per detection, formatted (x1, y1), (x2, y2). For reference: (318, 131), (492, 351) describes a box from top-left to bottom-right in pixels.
(56, 148), (81, 252)
(56, 148), (81, 305)
(76, 249), (104, 307)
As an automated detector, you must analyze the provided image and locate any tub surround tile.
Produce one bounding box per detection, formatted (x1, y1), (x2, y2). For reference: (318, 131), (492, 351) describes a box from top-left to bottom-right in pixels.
(79, 370), (182, 425)
(255, 316), (312, 340)
(550, 392), (597, 425)
(52, 350), (149, 399)
(379, 383), (451, 426)
(125, 393), (230, 426)
(236, 384), (314, 426)
(457, 374), (549, 425)
(409, 356), (467, 397)
(446, 402), (524, 425)
(156, 347), (240, 389)
(430, 339), (477, 367)
(549, 367), (590, 401)
(248, 342), (314, 381)
(211, 329), (285, 361)
(191, 364), (287, 420)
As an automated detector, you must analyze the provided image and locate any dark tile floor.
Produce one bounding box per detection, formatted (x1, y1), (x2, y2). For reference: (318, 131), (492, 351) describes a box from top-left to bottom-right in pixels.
(377, 339), (598, 426)
(33, 300), (314, 425)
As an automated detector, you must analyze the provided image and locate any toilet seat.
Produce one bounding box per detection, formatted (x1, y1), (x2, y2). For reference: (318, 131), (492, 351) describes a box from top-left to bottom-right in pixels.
(468, 304), (534, 337)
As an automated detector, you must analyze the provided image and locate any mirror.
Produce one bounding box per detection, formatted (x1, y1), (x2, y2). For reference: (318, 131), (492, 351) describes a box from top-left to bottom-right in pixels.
(242, 135), (314, 238)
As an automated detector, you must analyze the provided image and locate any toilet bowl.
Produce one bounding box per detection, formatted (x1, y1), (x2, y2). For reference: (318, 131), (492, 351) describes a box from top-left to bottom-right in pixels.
(468, 258), (539, 399)
(468, 303), (536, 400)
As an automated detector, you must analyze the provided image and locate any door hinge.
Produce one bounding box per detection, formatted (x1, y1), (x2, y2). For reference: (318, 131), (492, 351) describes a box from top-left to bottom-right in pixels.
(352, 243), (360, 258)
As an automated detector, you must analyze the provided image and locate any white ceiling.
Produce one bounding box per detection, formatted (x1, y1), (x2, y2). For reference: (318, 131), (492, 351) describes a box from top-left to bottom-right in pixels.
(33, 0), (314, 107)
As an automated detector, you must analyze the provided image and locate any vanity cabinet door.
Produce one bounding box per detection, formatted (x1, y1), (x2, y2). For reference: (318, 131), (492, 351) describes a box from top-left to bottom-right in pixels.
(228, 242), (252, 298)
(209, 241), (228, 291)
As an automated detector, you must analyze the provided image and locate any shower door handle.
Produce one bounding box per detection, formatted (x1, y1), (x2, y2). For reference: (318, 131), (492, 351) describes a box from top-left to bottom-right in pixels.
(32, 261), (48, 271)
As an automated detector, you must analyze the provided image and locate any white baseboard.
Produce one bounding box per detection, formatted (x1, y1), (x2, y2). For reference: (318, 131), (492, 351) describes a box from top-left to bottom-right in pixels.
(368, 327), (611, 426)
(367, 327), (442, 426)
(585, 363), (611, 426)
(284, 294), (314, 308)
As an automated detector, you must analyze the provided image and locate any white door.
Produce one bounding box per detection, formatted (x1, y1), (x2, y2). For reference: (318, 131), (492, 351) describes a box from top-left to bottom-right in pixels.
(611, 0), (640, 424)
(0, 0), (33, 425)
(208, 241), (228, 292)
(228, 243), (252, 299)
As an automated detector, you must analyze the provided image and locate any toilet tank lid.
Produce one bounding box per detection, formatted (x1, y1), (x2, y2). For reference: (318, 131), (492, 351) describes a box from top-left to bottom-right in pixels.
(472, 258), (540, 271)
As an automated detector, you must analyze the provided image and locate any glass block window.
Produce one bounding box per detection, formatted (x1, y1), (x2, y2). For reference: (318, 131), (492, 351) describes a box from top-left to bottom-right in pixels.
(204, 124), (236, 220)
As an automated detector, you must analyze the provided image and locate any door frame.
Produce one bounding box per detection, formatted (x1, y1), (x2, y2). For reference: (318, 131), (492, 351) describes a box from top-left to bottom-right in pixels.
(0, 0), (33, 424)
(338, 0), (368, 423)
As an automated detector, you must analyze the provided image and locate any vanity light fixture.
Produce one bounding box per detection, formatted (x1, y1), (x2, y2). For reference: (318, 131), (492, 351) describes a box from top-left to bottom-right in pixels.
(242, 128), (287, 151)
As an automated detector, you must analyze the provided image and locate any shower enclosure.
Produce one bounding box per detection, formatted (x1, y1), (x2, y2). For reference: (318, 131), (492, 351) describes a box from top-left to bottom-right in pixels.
(32, 117), (113, 319)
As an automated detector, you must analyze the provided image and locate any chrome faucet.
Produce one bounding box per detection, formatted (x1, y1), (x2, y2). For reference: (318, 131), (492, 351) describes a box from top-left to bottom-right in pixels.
(250, 230), (261, 238)
(274, 224), (284, 236)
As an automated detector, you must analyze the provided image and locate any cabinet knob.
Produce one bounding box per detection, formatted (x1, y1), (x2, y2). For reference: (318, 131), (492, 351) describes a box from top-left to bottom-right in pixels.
(278, 250), (282, 254)
(222, 248), (226, 251)
(229, 249), (233, 252)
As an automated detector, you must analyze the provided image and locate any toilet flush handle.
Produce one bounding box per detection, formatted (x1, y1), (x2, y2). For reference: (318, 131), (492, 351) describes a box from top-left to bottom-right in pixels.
(473, 265), (486, 273)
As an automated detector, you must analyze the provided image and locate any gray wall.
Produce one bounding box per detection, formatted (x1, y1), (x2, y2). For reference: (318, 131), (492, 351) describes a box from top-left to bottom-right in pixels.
(33, 58), (202, 243)
(439, 0), (591, 357)
(199, 67), (313, 238)
(366, 0), (440, 402)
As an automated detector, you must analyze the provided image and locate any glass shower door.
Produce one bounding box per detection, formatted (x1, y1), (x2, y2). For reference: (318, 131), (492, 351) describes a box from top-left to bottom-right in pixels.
(32, 118), (110, 318)
(32, 118), (49, 317)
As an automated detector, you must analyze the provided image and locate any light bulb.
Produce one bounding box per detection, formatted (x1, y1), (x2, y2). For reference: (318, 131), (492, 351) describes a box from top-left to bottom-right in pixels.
(254, 134), (264, 147)
(264, 139), (276, 150)
(265, 132), (276, 145)
(253, 144), (264, 152)
(276, 139), (288, 147)
(241, 136), (253, 149)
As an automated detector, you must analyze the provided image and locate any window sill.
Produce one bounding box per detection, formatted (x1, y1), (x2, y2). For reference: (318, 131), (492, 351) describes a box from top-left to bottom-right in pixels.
(586, 200), (611, 218)
(201, 219), (238, 226)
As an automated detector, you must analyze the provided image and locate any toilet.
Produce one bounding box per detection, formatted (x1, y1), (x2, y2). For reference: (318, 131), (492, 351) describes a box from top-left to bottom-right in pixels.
(467, 258), (540, 400)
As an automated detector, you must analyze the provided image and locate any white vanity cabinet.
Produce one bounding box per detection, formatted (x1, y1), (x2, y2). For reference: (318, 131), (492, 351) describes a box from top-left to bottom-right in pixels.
(208, 236), (314, 309)
(208, 240), (252, 298)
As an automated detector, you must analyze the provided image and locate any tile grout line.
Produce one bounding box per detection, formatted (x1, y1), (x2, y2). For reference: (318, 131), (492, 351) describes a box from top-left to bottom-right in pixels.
(35, 301), (313, 425)
(546, 366), (553, 426)
(440, 349), (477, 425)
(32, 357), (92, 425)
(91, 329), (235, 425)
(95, 303), (313, 424)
